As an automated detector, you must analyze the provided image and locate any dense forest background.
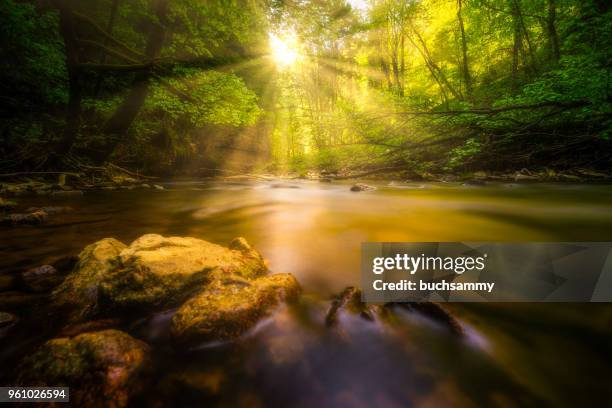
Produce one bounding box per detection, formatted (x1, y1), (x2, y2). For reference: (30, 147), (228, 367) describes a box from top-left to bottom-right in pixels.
(1, 0), (611, 178)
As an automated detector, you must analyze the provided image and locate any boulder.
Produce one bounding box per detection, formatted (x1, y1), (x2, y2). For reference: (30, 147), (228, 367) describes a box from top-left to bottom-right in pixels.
(98, 235), (267, 312)
(171, 273), (301, 344)
(350, 183), (376, 192)
(22, 264), (63, 292)
(53, 235), (268, 316)
(17, 330), (149, 408)
(52, 238), (127, 317)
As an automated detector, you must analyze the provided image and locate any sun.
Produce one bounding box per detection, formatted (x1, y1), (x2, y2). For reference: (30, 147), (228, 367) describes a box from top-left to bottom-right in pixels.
(269, 31), (301, 67)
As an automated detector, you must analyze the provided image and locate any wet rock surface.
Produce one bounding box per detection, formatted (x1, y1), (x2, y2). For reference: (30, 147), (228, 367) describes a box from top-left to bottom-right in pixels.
(98, 234), (268, 312)
(325, 287), (463, 336)
(52, 238), (127, 317)
(22, 265), (63, 292)
(51, 234), (280, 329)
(1, 209), (48, 226)
(17, 329), (150, 408)
(325, 287), (377, 326)
(350, 183), (376, 192)
(171, 273), (301, 344)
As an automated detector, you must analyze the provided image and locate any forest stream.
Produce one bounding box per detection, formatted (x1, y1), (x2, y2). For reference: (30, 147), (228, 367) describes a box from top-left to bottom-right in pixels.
(1, 180), (612, 407)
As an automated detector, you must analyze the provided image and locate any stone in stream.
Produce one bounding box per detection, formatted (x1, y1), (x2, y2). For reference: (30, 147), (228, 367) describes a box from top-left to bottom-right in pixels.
(17, 329), (150, 408)
(350, 183), (376, 192)
(25, 206), (73, 215)
(53, 234), (269, 317)
(52, 238), (127, 318)
(462, 180), (486, 187)
(171, 273), (301, 344)
(1, 209), (48, 226)
(22, 265), (63, 293)
(326, 287), (463, 336)
(325, 287), (377, 327)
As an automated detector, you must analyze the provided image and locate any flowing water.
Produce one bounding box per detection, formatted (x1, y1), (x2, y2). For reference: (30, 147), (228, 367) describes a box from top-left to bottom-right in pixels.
(1, 180), (612, 406)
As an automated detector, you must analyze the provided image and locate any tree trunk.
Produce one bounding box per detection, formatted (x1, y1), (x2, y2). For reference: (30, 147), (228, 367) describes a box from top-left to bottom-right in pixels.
(95, 0), (169, 163)
(546, 0), (560, 62)
(510, 0), (522, 91)
(56, 2), (82, 156)
(514, 0), (538, 75)
(457, 0), (472, 100)
(93, 0), (121, 97)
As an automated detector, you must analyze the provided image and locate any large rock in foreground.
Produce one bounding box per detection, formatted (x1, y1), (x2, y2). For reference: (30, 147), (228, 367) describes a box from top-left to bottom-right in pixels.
(17, 330), (149, 408)
(99, 234), (267, 311)
(171, 273), (301, 344)
(54, 234), (268, 317)
(53, 238), (127, 317)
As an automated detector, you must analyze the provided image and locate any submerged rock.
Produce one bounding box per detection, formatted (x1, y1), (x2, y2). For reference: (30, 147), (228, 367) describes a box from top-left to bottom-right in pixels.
(171, 273), (301, 344)
(325, 287), (377, 326)
(153, 184), (165, 190)
(22, 264), (63, 292)
(17, 330), (149, 408)
(326, 287), (462, 336)
(25, 206), (73, 215)
(1, 209), (48, 226)
(462, 180), (486, 187)
(350, 183), (376, 192)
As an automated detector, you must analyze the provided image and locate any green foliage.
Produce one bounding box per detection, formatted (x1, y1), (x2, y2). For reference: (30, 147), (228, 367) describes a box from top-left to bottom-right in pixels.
(147, 69), (262, 128)
(445, 139), (483, 170)
(0, 0), (66, 105)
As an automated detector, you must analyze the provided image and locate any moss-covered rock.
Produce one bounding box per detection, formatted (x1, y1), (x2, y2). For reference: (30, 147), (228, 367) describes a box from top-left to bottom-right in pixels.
(53, 234), (268, 316)
(17, 329), (149, 408)
(171, 273), (301, 344)
(97, 234), (267, 311)
(22, 264), (62, 292)
(52, 238), (126, 317)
